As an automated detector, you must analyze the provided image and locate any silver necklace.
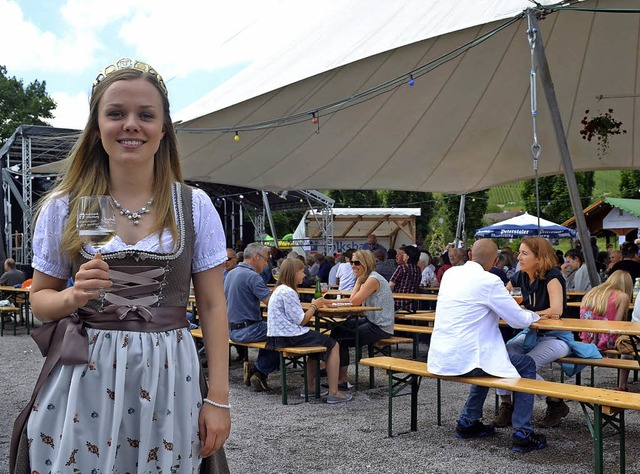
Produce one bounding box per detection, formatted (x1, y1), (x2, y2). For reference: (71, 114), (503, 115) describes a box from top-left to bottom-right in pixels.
(112, 196), (154, 225)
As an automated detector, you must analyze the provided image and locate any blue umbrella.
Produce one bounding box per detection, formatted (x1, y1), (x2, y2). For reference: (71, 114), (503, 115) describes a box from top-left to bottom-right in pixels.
(475, 212), (576, 239)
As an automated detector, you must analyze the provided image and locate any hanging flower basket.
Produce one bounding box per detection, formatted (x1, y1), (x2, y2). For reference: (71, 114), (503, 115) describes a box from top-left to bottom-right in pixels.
(579, 108), (626, 157)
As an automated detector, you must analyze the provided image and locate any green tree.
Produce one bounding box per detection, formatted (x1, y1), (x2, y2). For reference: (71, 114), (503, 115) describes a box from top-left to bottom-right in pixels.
(521, 172), (595, 223)
(619, 170), (640, 199)
(0, 65), (56, 143)
(442, 191), (489, 244)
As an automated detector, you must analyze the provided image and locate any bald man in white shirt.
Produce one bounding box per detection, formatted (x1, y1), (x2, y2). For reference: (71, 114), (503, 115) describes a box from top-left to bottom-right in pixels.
(428, 239), (547, 453)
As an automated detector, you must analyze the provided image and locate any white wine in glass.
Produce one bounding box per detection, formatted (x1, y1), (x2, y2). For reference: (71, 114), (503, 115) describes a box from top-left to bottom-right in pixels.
(78, 196), (117, 254)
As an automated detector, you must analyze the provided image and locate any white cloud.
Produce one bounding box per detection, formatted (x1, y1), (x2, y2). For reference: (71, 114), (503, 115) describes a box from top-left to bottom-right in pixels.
(49, 91), (90, 129)
(0, 0), (102, 74)
(3, 0), (350, 129)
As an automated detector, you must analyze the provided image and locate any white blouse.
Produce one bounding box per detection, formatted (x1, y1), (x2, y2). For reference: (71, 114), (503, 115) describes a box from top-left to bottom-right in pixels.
(267, 285), (310, 337)
(32, 186), (227, 280)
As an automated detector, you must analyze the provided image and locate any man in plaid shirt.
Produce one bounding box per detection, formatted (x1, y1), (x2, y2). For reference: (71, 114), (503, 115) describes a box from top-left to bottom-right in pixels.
(390, 245), (422, 311)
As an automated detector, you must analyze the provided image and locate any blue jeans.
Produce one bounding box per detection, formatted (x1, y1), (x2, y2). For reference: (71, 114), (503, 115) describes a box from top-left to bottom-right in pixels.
(229, 321), (280, 377)
(459, 353), (536, 433)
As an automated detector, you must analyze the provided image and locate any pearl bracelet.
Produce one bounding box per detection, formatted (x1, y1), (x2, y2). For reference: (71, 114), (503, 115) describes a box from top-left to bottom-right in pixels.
(203, 398), (231, 409)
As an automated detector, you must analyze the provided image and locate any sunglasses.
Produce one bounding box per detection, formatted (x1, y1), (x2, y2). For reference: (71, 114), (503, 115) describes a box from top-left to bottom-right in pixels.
(350, 260), (362, 267)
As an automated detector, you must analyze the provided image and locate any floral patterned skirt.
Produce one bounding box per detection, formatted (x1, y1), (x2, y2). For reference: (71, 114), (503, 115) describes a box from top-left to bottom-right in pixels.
(28, 327), (203, 473)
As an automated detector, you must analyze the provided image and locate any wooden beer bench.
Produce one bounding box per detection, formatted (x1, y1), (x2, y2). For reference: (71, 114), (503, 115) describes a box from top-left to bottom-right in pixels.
(361, 356), (640, 474)
(190, 328), (325, 405)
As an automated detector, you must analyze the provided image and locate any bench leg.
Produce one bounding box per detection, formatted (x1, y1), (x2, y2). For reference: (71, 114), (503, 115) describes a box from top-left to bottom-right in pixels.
(387, 370), (394, 438)
(580, 403), (626, 474)
(410, 374), (419, 432)
(593, 405), (604, 474)
(620, 410), (625, 474)
(368, 345), (375, 389)
(437, 378), (442, 427)
(384, 370), (422, 437)
(279, 354), (288, 405)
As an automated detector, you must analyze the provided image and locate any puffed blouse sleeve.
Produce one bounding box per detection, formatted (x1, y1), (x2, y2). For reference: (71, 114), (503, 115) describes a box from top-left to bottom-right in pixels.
(32, 194), (73, 280)
(192, 187), (227, 273)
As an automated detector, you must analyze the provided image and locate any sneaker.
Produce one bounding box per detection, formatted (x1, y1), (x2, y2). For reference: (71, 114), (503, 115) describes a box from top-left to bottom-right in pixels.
(493, 402), (513, 428)
(300, 388), (329, 398)
(321, 381), (353, 390)
(250, 372), (271, 392)
(326, 392), (353, 404)
(455, 420), (496, 439)
(512, 431), (547, 453)
(243, 361), (254, 387)
(538, 399), (569, 428)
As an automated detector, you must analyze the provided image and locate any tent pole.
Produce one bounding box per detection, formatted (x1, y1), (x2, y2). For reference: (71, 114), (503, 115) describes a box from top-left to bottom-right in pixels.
(528, 10), (598, 287)
(262, 191), (279, 248)
(454, 194), (465, 248)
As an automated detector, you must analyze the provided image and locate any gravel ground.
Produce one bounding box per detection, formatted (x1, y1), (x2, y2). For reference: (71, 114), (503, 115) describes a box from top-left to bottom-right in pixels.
(2, 324), (640, 474)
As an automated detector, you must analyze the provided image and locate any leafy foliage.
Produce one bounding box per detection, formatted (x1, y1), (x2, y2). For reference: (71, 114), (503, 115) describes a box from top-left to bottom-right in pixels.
(619, 170), (640, 199)
(442, 191), (489, 243)
(0, 65), (56, 143)
(521, 172), (595, 223)
(325, 190), (382, 207)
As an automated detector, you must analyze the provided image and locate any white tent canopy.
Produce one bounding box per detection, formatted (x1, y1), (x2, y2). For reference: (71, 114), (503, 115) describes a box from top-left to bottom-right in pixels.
(170, 0), (640, 194)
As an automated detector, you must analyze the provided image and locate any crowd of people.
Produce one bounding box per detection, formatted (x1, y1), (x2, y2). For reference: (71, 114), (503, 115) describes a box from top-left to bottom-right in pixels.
(11, 56), (640, 471)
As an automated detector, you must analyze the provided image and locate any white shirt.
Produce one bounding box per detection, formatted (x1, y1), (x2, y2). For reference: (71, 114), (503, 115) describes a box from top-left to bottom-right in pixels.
(335, 262), (356, 291)
(632, 299), (640, 323)
(428, 261), (540, 378)
(420, 264), (438, 287)
(328, 264), (339, 286)
(267, 285), (310, 337)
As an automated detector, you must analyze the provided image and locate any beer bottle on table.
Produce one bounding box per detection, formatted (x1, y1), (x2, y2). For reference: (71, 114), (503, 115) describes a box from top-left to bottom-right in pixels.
(314, 277), (322, 299)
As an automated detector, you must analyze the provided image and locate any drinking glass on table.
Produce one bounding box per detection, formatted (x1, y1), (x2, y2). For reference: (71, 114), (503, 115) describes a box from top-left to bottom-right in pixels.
(510, 287), (523, 305)
(320, 282), (330, 298)
(272, 267), (280, 282)
(77, 196), (116, 292)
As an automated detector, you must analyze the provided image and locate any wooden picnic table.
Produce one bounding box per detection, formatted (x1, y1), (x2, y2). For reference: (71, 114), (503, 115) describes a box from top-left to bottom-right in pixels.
(0, 286), (31, 334)
(532, 317), (640, 335)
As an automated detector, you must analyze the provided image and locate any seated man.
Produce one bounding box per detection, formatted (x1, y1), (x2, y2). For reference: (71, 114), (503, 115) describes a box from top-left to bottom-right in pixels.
(224, 242), (279, 391)
(427, 239), (547, 453)
(0, 258), (26, 287)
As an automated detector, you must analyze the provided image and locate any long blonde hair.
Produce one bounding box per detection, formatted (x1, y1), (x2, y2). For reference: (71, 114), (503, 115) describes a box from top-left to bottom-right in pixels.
(581, 270), (633, 315)
(276, 258), (304, 291)
(37, 66), (183, 258)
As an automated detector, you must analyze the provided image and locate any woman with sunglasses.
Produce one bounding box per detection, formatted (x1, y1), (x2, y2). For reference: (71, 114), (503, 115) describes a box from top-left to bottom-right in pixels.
(330, 250), (395, 388)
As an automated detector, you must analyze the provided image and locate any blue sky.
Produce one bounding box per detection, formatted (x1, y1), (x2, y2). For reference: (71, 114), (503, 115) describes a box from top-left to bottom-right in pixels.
(1, 0), (340, 129)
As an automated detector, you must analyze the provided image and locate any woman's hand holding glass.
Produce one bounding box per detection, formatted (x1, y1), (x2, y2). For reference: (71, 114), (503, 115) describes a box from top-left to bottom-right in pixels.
(72, 258), (113, 304)
(77, 196), (116, 295)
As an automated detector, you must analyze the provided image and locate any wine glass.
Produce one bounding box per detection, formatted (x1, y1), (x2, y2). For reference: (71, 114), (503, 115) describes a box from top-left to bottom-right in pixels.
(272, 267), (280, 282)
(78, 196), (116, 293)
(320, 282), (329, 298)
(510, 287), (523, 305)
